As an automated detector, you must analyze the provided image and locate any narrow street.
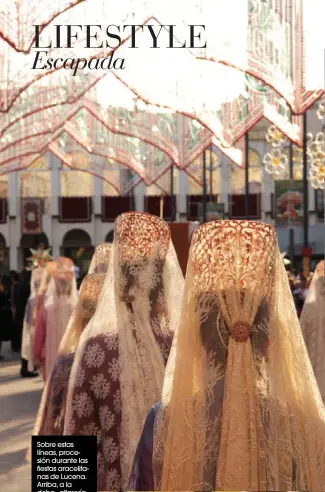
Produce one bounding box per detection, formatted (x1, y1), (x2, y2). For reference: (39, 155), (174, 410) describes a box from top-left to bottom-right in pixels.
(0, 342), (43, 492)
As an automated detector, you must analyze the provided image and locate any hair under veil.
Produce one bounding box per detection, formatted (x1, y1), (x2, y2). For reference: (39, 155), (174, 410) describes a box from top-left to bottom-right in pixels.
(64, 212), (184, 491)
(31, 273), (105, 440)
(153, 220), (325, 491)
(88, 243), (112, 274)
(300, 260), (325, 402)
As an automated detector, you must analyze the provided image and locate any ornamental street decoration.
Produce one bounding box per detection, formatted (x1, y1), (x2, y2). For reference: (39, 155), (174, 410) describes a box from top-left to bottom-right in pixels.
(21, 198), (42, 234)
(27, 245), (52, 269)
(0, 2), (323, 195)
(0, 1), (322, 126)
(0, 0), (85, 52)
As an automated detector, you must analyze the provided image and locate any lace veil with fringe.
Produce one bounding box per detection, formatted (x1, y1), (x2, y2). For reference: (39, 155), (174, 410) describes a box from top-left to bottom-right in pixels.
(64, 212), (184, 491)
(43, 258), (78, 380)
(153, 220), (325, 491)
(34, 260), (56, 323)
(21, 267), (44, 371)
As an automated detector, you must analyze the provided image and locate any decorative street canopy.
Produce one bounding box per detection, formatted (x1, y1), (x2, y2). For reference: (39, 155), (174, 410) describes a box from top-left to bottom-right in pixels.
(0, 0), (85, 52)
(0, 0), (324, 192)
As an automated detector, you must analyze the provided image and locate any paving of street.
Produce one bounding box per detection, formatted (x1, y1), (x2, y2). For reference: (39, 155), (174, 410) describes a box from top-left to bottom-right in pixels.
(0, 342), (43, 492)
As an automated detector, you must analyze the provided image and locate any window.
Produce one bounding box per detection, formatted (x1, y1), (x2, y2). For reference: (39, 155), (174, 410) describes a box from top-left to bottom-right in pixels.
(60, 167), (92, 197)
(230, 149), (262, 194)
(229, 148), (262, 219)
(315, 189), (324, 220)
(0, 175), (8, 198)
(20, 156), (50, 198)
(187, 151), (220, 195)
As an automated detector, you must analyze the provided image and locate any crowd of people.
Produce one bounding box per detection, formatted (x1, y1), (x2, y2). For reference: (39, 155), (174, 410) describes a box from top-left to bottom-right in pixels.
(1, 213), (325, 491)
(0, 269), (33, 368)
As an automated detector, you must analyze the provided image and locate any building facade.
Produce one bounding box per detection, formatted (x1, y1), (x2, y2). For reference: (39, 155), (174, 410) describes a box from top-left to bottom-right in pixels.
(0, 114), (323, 273)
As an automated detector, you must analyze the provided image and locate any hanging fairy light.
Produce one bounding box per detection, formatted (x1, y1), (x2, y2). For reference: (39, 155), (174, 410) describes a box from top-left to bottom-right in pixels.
(263, 123), (315, 178)
(309, 165), (325, 190)
(263, 148), (288, 175)
(290, 146), (304, 180)
(309, 91), (325, 189)
(265, 125), (287, 147)
(263, 124), (289, 176)
(308, 131), (325, 189)
(314, 131), (325, 147)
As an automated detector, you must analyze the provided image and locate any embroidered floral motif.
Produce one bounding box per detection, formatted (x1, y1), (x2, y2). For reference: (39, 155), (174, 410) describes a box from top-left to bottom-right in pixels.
(106, 468), (120, 490)
(108, 358), (120, 382)
(99, 405), (115, 431)
(75, 366), (86, 387)
(89, 373), (110, 399)
(103, 437), (119, 463)
(73, 392), (93, 418)
(84, 342), (105, 368)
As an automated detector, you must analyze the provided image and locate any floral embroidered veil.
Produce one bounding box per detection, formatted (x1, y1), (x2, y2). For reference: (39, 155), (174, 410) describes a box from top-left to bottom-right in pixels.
(64, 212), (184, 490)
(153, 220), (325, 491)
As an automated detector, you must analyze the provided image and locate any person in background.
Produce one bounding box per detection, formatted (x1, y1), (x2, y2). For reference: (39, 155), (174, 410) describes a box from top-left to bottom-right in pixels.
(12, 270), (31, 352)
(76, 273), (86, 290)
(9, 271), (19, 330)
(300, 260), (325, 403)
(34, 261), (57, 324)
(20, 268), (43, 377)
(74, 265), (80, 283)
(88, 243), (112, 274)
(9, 270), (19, 306)
(0, 280), (13, 360)
(32, 273), (105, 437)
(293, 273), (308, 318)
(1, 274), (12, 301)
(34, 258), (78, 381)
(76, 243), (112, 290)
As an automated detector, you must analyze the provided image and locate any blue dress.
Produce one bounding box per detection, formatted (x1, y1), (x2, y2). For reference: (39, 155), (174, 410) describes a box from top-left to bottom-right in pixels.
(128, 402), (161, 491)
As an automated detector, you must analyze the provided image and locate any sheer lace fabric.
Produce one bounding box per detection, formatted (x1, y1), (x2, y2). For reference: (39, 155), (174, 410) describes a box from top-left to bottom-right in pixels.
(64, 212), (184, 491)
(34, 261), (57, 324)
(32, 273), (105, 437)
(88, 243), (112, 274)
(43, 260), (78, 380)
(153, 220), (325, 491)
(300, 260), (325, 403)
(21, 267), (44, 371)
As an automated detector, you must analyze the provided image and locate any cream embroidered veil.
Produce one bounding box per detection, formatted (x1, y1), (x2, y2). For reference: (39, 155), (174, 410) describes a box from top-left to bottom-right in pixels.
(34, 260), (57, 322)
(64, 212), (184, 490)
(300, 260), (325, 402)
(88, 243), (112, 274)
(153, 220), (325, 491)
(43, 258), (78, 379)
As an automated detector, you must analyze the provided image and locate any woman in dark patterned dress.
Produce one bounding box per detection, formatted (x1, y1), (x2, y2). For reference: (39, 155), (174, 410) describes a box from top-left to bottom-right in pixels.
(32, 273), (105, 436)
(64, 212), (184, 491)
